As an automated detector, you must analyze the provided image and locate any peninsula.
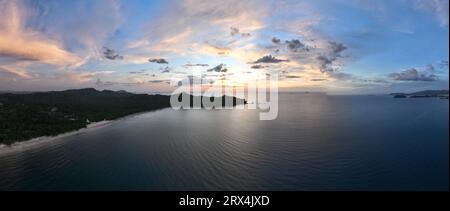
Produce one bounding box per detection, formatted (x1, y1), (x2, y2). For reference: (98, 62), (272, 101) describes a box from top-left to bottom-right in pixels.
(391, 90), (449, 99)
(0, 88), (246, 145)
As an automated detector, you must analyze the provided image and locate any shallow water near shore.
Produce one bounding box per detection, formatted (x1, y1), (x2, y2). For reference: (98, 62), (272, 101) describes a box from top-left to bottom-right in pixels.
(0, 94), (448, 190)
(0, 121), (112, 156)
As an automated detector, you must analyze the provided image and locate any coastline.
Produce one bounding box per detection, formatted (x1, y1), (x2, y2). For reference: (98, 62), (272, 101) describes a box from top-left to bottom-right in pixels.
(0, 120), (112, 156)
(0, 108), (171, 157)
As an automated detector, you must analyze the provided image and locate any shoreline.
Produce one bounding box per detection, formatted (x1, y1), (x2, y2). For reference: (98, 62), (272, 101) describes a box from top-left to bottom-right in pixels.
(0, 120), (112, 156)
(0, 108), (171, 157)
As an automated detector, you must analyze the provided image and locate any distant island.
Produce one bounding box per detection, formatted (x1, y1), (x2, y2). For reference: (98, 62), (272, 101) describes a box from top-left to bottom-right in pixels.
(0, 88), (246, 145)
(390, 90), (449, 99)
(174, 92), (247, 108)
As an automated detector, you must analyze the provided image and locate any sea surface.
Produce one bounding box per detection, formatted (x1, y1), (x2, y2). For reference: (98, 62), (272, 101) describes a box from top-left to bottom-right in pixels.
(0, 94), (448, 190)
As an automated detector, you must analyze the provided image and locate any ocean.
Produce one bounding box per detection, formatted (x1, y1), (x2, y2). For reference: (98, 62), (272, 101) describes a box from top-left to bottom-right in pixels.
(0, 94), (448, 190)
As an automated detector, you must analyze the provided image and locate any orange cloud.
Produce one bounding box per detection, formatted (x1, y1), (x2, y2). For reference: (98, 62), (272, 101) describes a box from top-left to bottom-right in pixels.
(0, 1), (81, 68)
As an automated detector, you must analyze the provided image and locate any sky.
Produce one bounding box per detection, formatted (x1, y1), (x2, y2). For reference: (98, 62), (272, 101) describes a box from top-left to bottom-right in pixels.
(0, 0), (448, 94)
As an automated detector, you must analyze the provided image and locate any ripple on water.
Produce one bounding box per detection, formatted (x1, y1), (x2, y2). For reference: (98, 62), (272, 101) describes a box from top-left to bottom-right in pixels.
(0, 95), (448, 190)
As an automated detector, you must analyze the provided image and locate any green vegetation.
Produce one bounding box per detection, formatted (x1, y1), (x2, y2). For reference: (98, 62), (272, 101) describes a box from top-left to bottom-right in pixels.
(0, 88), (247, 145)
(0, 88), (170, 144)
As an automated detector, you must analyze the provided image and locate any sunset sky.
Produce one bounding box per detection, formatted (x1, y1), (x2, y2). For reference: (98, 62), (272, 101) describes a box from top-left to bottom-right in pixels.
(0, 0), (448, 94)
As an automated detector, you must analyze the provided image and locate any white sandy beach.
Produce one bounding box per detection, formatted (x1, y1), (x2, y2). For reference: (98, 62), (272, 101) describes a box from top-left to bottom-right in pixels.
(0, 120), (112, 156)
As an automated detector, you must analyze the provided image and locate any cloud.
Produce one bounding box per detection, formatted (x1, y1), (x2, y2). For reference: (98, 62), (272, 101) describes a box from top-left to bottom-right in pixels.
(2, 0), (446, 94)
(0, 0), (124, 84)
(207, 64), (228, 72)
(311, 78), (327, 81)
(161, 66), (171, 73)
(41, 0), (123, 62)
(360, 79), (388, 84)
(230, 27), (252, 38)
(250, 64), (267, 69)
(96, 78), (146, 87)
(264, 7), (351, 82)
(230, 27), (240, 36)
(329, 41), (347, 57)
(412, 0), (449, 27)
(148, 80), (167, 83)
(0, 1), (81, 67)
(149, 58), (169, 64)
(389, 68), (438, 81)
(128, 0), (266, 57)
(6, 0), (121, 62)
(316, 42), (347, 73)
(327, 72), (355, 80)
(203, 41), (232, 55)
(183, 63), (209, 68)
(252, 55), (289, 64)
(285, 39), (309, 52)
(317, 55), (335, 73)
(2, 69), (99, 91)
(425, 64), (435, 72)
(129, 69), (146, 74)
(272, 37), (281, 44)
(285, 75), (302, 79)
(0, 62), (32, 78)
(103, 47), (123, 60)
(438, 60), (449, 69)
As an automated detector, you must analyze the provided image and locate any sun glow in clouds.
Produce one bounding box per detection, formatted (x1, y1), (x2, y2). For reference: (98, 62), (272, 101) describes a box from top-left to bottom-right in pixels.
(0, 0), (448, 94)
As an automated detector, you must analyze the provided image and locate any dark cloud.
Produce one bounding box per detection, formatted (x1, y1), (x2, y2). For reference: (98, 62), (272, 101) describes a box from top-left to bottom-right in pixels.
(285, 75), (302, 79)
(161, 66), (171, 73)
(285, 39), (308, 52)
(438, 60), (449, 69)
(389, 68), (438, 81)
(230, 27), (251, 37)
(149, 58), (169, 64)
(317, 55), (335, 73)
(252, 55), (289, 64)
(329, 41), (347, 57)
(316, 41), (347, 73)
(103, 47), (123, 60)
(129, 69), (146, 74)
(183, 63), (209, 68)
(230, 27), (240, 36)
(272, 37), (281, 44)
(95, 79), (144, 86)
(311, 78), (327, 81)
(148, 80), (166, 83)
(207, 64), (228, 72)
(250, 64), (267, 69)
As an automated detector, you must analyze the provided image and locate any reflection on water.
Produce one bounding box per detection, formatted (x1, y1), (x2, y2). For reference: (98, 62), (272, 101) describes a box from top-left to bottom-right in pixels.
(0, 94), (448, 190)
